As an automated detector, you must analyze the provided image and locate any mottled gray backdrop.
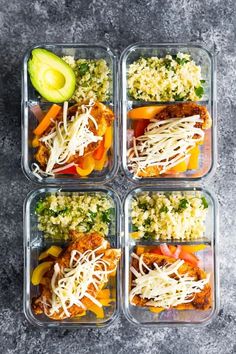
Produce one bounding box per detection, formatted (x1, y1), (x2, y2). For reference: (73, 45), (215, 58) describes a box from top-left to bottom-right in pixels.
(0, 0), (235, 353)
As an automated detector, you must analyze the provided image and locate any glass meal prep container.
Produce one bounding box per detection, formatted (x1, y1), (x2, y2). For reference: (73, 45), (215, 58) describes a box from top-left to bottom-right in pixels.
(123, 186), (219, 327)
(22, 43), (119, 184)
(121, 43), (217, 183)
(23, 186), (121, 328)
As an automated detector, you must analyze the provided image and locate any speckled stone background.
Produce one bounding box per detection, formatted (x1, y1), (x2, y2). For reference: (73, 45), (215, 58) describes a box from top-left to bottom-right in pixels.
(0, 0), (236, 353)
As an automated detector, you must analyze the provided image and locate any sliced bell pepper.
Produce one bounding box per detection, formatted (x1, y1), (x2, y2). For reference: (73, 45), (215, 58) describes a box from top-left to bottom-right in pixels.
(104, 126), (113, 149)
(97, 289), (111, 299)
(76, 154), (95, 176)
(54, 165), (78, 175)
(128, 106), (166, 119)
(94, 151), (108, 171)
(31, 261), (53, 285)
(188, 145), (200, 170)
(149, 307), (164, 314)
(88, 303), (104, 319)
(133, 119), (150, 138)
(179, 250), (200, 267)
(32, 136), (40, 148)
(181, 244), (206, 253)
(38, 245), (63, 260)
(93, 139), (105, 160)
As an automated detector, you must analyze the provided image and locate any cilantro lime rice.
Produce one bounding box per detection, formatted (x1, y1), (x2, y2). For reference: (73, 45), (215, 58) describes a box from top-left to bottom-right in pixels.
(128, 53), (205, 101)
(131, 192), (208, 240)
(35, 193), (114, 240)
(62, 56), (111, 102)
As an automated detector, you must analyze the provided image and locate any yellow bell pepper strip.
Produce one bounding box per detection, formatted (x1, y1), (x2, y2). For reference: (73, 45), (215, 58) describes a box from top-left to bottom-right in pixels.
(104, 126), (113, 149)
(33, 104), (62, 136)
(32, 136), (40, 148)
(149, 307), (164, 314)
(188, 145), (200, 170)
(88, 303), (104, 318)
(31, 261), (53, 285)
(99, 298), (114, 306)
(169, 159), (188, 173)
(38, 245), (63, 260)
(97, 289), (111, 299)
(75, 311), (86, 317)
(181, 244), (207, 253)
(76, 154), (95, 176)
(128, 105), (166, 119)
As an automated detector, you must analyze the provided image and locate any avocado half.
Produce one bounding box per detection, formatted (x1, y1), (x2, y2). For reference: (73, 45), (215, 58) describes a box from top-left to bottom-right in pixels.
(28, 48), (76, 103)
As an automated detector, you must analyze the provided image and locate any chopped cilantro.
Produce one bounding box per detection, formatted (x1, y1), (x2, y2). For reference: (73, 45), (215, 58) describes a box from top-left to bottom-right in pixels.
(144, 217), (151, 226)
(173, 55), (189, 65)
(132, 225), (139, 232)
(138, 202), (148, 211)
(143, 232), (155, 240)
(200, 79), (206, 84)
(173, 94), (184, 101)
(160, 205), (168, 213)
(101, 208), (113, 223)
(201, 196), (208, 209)
(177, 198), (189, 212)
(79, 63), (89, 76)
(194, 86), (204, 98)
(35, 200), (45, 214)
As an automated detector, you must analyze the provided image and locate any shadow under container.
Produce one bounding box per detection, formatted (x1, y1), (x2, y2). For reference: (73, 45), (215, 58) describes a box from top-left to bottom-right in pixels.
(23, 186), (121, 328)
(121, 43), (217, 183)
(22, 43), (119, 184)
(123, 186), (219, 327)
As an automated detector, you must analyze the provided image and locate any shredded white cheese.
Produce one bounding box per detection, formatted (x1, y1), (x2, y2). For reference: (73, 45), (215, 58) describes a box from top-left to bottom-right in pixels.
(130, 254), (210, 309)
(128, 115), (204, 176)
(39, 101), (102, 174)
(47, 245), (114, 318)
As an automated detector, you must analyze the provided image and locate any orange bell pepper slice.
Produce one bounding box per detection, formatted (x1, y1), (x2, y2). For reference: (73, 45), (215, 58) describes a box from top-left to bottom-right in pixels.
(76, 154), (95, 176)
(93, 139), (105, 160)
(128, 106), (166, 119)
(33, 104), (62, 136)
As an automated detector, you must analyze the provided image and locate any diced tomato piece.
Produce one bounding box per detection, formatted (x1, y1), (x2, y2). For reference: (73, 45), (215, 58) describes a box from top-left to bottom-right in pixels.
(133, 119), (150, 138)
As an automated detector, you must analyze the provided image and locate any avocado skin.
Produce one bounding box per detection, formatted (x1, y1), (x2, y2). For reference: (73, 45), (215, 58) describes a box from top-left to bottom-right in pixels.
(28, 48), (76, 103)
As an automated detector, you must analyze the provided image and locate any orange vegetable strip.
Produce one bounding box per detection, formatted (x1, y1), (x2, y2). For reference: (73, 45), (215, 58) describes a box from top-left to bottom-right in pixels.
(128, 105), (166, 119)
(33, 104), (62, 136)
(93, 139), (105, 160)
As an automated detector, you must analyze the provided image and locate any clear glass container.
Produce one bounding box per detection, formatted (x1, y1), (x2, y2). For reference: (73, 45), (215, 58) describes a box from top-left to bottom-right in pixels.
(123, 186), (219, 326)
(23, 186), (121, 328)
(121, 43), (217, 183)
(22, 43), (119, 184)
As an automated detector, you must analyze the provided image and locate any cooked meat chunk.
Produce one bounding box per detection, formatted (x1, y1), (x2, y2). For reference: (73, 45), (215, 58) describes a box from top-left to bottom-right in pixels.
(32, 232), (120, 320)
(154, 102), (212, 130)
(131, 251), (211, 311)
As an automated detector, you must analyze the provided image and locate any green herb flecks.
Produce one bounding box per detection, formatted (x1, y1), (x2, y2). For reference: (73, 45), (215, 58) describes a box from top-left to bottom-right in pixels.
(194, 86), (204, 98)
(201, 196), (208, 209)
(78, 63), (89, 76)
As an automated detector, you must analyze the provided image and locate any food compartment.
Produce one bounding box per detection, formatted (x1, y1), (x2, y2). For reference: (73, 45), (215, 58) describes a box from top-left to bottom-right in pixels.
(123, 187), (218, 326)
(22, 44), (118, 184)
(24, 187), (121, 328)
(121, 43), (216, 182)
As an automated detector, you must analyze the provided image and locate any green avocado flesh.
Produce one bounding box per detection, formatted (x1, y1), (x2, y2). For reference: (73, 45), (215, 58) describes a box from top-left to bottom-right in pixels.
(28, 48), (76, 103)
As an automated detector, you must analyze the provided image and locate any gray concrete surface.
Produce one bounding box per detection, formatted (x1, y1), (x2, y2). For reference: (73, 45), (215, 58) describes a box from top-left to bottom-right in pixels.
(0, 0), (235, 353)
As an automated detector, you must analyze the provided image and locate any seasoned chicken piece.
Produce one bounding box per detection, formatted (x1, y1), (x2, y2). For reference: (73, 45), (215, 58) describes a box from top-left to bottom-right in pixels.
(154, 102), (212, 130)
(131, 252), (211, 311)
(34, 101), (114, 167)
(34, 142), (48, 167)
(32, 232), (120, 320)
